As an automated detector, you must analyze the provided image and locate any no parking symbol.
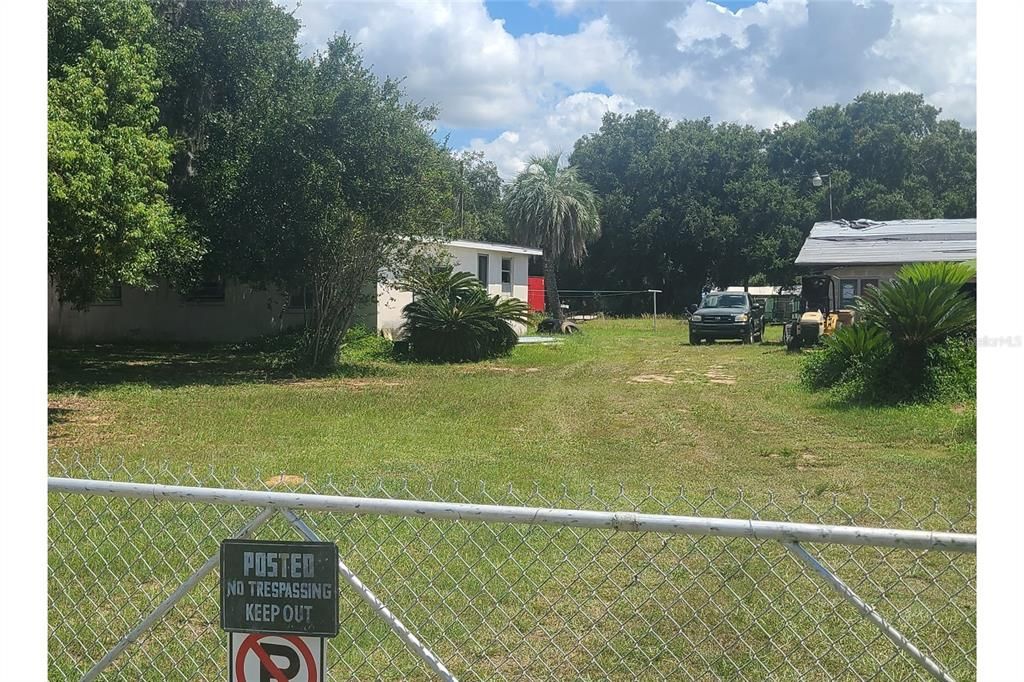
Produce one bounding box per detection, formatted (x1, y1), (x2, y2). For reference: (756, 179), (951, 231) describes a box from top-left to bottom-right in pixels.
(229, 633), (324, 682)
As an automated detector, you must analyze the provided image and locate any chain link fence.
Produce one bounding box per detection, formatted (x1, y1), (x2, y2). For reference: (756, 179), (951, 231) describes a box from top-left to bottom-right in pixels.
(48, 457), (976, 681)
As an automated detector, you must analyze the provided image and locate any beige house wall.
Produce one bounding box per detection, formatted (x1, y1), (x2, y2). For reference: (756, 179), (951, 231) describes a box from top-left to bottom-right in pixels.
(48, 280), (379, 344)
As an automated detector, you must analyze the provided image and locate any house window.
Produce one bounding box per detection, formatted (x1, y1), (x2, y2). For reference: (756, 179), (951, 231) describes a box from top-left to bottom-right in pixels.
(96, 284), (122, 306)
(185, 278), (225, 303)
(839, 279), (858, 308)
(501, 258), (512, 294)
(477, 254), (489, 285)
(288, 285), (313, 310)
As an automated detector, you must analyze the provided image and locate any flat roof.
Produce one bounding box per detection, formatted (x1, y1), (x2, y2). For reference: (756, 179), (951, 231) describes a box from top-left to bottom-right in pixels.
(794, 218), (976, 267)
(441, 238), (543, 256)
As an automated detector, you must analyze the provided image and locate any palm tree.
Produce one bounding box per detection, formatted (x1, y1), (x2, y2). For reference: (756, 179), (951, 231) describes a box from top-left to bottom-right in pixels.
(504, 153), (600, 323)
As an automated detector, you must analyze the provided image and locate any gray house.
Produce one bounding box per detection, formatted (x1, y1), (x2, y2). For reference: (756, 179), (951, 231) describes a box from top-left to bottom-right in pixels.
(794, 218), (976, 307)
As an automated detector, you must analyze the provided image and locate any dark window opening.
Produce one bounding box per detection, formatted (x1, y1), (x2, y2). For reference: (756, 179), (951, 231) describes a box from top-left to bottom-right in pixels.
(477, 254), (489, 285)
(96, 284), (122, 305)
(288, 285), (313, 310)
(501, 258), (512, 293)
(839, 279), (858, 308)
(186, 278), (225, 303)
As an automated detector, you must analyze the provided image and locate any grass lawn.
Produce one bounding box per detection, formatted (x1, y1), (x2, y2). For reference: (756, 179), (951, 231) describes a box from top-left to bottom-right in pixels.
(47, 319), (976, 680)
(49, 318), (975, 508)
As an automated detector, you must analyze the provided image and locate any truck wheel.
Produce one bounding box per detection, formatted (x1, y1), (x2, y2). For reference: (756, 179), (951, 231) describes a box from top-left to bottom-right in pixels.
(754, 322), (763, 343)
(741, 326), (754, 344)
(689, 333), (701, 345)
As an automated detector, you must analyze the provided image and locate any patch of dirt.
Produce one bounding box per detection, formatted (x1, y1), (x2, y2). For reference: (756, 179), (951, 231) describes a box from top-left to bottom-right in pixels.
(704, 365), (737, 385)
(950, 403), (969, 414)
(281, 378), (404, 390)
(629, 374), (676, 385)
(264, 474), (306, 487)
(463, 366), (541, 374)
(48, 395), (116, 448)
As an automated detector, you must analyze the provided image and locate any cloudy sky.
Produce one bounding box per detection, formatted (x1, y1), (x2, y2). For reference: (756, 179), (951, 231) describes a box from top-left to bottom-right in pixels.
(285, 0), (976, 178)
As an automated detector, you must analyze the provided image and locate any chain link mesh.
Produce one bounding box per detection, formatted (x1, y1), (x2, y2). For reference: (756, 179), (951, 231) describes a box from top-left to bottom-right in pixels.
(48, 457), (976, 681)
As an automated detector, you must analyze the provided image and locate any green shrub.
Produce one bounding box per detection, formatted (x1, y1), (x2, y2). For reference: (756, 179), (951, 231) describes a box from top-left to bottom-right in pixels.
(340, 325), (394, 361)
(803, 261), (977, 405)
(800, 325), (891, 391)
(922, 335), (976, 402)
(400, 268), (530, 362)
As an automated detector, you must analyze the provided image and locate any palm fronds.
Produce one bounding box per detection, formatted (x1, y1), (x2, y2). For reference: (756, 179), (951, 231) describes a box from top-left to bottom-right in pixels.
(504, 153), (600, 263)
(400, 268), (530, 362)
(856, 261), (976, 351)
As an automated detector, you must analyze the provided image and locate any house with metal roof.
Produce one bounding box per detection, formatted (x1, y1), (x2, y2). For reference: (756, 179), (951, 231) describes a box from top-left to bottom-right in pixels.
(794, 218), (976, 308)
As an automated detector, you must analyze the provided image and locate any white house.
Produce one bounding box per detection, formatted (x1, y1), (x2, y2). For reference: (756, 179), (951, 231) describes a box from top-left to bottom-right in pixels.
(794, 218), (976, 307)
(374, 239), (541, 338)
(48, 238), (541, 343)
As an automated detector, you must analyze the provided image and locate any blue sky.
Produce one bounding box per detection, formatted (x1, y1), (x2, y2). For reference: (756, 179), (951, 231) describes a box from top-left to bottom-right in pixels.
(291, 0), (976, 178)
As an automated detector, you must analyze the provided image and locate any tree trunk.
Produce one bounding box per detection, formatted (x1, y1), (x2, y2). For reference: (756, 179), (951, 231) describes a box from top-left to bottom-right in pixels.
(543, 255), (563, 321)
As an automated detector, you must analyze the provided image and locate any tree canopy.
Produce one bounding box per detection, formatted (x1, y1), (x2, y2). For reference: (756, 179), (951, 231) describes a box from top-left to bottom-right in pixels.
(48, 0), (200, 308)
(567, 92), (976, 311)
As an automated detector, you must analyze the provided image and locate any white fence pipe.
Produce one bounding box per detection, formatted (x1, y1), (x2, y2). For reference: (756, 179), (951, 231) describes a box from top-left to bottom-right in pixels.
(281, 509), (458, 682)
(80, 506), (276, 682)
(49, 478), (976, 553)
(783, 541), (956, 682)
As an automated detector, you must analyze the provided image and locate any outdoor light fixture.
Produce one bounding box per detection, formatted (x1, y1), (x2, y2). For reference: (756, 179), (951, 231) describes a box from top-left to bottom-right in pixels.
(811, 170), (834, 220)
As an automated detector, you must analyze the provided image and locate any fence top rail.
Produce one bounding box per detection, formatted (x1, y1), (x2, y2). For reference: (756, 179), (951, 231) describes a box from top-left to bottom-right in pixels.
(48, 477), (976, 553)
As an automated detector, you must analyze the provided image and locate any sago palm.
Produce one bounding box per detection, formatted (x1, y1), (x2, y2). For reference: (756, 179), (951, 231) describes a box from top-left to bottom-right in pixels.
(504, 153), (600, 321)
(400, 269), (529, 362)
(856, 261), (976, 352)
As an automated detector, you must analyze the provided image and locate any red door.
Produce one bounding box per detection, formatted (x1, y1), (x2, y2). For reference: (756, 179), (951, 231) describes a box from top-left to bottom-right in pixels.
(527, 276), (545, 312)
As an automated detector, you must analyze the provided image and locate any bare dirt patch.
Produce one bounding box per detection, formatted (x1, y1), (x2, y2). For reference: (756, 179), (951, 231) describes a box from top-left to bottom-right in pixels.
(280, 378), (404, 390)
(264, 474), (306, 487)
(704, 365), (737, 385)
(48, 395), (116, 448)
(629, 374), (676, 385)
(462, 366), (541, 375)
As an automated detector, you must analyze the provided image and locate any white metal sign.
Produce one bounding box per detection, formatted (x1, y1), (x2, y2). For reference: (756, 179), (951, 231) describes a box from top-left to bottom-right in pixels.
(229, 632), (324, 682)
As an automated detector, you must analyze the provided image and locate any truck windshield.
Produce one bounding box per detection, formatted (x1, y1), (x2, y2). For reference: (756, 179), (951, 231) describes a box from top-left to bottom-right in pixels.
(702, 294), (747, 308)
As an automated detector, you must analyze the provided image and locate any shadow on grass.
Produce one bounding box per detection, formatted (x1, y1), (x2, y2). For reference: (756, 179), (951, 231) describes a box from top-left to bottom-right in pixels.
(48, 407), (73, 425)
(48, 342), (388, 394)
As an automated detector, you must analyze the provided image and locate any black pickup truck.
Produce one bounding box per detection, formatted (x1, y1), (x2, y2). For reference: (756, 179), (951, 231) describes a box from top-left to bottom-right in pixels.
(688, 292), (765, 345)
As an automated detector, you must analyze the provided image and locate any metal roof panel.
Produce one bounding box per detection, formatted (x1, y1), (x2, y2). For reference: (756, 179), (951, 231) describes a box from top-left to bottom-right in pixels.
(795, 218), (976, 266)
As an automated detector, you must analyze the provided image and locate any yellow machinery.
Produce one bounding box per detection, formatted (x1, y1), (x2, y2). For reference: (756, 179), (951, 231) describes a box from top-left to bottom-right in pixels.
(783, 276), (855, 350)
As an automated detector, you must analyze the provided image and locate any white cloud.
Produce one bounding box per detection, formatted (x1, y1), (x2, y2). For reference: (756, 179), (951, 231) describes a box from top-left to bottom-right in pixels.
(468, 92), (640, 178)
(287, 0), (976, 178)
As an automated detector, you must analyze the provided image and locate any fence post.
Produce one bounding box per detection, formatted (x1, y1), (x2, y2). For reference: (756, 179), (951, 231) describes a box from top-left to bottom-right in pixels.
(648, 289), (661, 332)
